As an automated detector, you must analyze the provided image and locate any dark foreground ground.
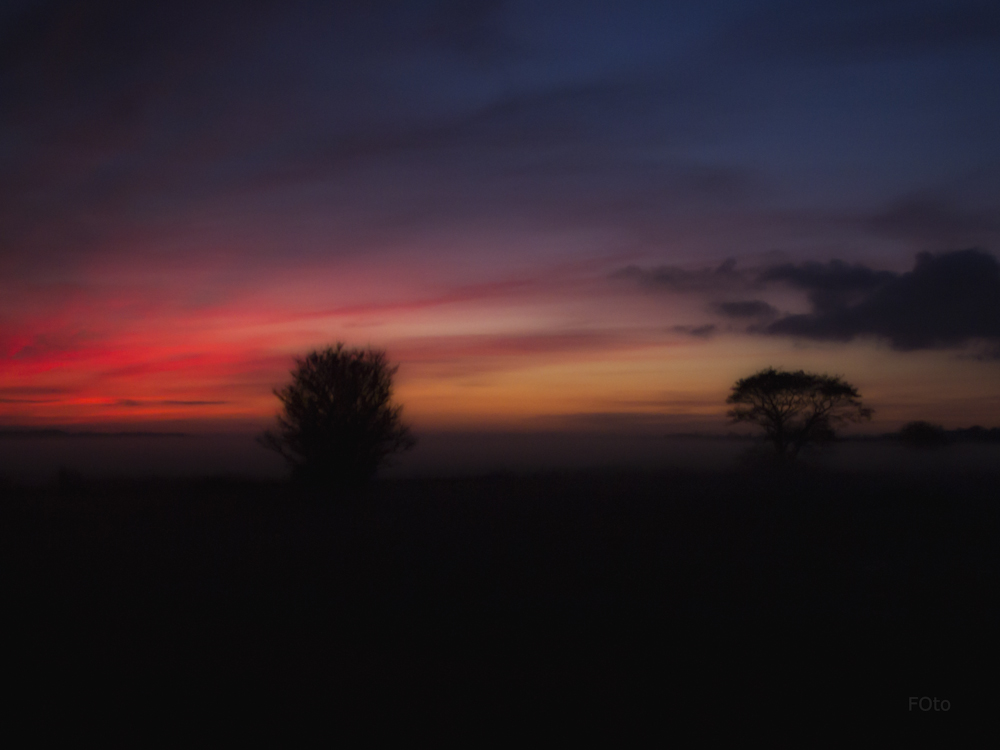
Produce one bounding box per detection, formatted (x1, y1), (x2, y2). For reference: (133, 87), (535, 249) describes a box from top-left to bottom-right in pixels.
(2, 466), (995, 726)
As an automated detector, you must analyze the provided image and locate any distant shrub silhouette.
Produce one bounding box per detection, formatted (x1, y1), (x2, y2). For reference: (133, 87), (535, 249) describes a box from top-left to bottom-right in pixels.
(898, 421), (948, 448)
(953, 425), (1000, 443)
(727, 367), (872, 460)
(260, 343), (415, 485)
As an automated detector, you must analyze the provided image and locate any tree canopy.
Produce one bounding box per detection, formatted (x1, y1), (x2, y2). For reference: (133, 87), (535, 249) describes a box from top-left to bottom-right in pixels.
(260, 343), (415, 485)
(726, 367), (872, 459)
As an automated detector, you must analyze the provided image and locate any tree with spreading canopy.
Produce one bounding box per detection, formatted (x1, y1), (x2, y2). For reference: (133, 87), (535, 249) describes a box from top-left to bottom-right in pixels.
(726, 367), (872, 459)
(260, 343), (415, 485)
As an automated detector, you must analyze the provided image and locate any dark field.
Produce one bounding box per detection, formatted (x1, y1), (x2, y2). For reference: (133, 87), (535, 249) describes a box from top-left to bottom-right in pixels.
(3, 466), (996, 722)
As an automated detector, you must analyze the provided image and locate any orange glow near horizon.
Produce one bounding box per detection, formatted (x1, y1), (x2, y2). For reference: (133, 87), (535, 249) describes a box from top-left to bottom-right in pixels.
(4, 254), (1000, 434)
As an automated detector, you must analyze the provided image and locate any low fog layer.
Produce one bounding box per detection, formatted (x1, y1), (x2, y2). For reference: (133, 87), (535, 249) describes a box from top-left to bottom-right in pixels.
(2, 431), (998, 485)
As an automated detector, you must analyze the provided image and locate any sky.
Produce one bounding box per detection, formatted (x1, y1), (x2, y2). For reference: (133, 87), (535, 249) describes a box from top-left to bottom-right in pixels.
(2, 0), (1000, 434)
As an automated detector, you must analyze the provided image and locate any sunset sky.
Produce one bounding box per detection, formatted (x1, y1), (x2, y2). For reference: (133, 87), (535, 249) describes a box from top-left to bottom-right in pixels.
(3, 0), (1000, 434)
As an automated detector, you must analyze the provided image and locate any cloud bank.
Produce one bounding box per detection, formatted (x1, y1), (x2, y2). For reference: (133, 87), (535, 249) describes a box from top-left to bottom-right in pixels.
(764, 249), (1000, 352)
(617, 249), (1000, 355)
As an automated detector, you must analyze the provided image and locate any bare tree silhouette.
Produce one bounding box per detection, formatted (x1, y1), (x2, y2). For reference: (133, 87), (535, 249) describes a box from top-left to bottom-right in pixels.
(260, 343), (415, 485)
(727, 367), (872, 460)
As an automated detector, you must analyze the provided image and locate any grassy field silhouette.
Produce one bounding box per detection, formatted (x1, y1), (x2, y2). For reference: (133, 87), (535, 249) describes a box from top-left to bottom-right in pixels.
(2, 458), (996, 719)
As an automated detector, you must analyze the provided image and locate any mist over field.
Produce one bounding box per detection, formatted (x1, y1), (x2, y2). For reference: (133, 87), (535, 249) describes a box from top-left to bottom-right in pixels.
(3, 430), (999, 484)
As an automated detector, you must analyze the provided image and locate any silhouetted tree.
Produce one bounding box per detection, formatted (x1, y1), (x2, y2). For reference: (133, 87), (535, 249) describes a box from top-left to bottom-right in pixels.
(898, 421), (948, 448)
(260, 343), (415, 485)
(727, 367), (872, 459)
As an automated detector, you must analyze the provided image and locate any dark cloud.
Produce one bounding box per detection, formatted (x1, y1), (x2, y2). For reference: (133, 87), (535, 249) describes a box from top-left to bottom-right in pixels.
(713, 300), (778, 319)
(760, 259), (896, 312)
(765, 249), (1000, 352)
(618, 249), (1000, 354)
